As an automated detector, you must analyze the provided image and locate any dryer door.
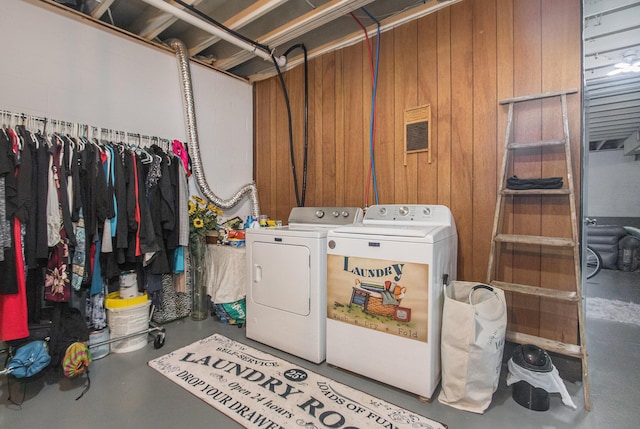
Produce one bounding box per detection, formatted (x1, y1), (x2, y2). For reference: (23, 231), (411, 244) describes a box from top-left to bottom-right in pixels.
(250, 242), (310, 316)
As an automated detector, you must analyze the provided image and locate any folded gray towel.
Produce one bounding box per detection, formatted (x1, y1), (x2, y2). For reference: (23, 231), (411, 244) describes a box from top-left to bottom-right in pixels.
(381, 290), (399, 306)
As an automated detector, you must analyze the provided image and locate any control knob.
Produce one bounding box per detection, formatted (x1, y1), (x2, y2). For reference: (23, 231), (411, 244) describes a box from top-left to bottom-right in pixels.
(315, 210), (325, 218)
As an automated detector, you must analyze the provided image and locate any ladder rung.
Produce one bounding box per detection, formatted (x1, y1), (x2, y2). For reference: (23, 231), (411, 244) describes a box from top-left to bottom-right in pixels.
(499, 89), (578, 104)
(490, 280), (579, 301)
(507, 138), (566, 149)
(501, 188), (570, 195)
(506, 331), (583, 359)
(495, 234), (575, 247)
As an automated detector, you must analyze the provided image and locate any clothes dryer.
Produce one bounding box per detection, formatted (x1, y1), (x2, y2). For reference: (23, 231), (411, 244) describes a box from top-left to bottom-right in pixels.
(245, 207), (363, 363)
(326, 204), (457, 400)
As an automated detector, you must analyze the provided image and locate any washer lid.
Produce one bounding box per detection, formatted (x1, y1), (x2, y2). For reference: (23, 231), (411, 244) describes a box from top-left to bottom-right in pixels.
(330, 223), (454, 241)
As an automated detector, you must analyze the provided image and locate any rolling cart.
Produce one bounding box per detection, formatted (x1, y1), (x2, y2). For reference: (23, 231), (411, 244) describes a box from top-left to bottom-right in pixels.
(96, 294), (167, 354)
(89, 304), (166, 352)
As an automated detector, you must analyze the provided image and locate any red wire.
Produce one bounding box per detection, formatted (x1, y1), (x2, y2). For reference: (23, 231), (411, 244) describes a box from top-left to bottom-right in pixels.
(350, 12), (377, 207)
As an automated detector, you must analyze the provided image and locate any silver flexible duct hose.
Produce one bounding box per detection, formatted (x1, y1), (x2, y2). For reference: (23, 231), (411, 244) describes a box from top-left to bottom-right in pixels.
(168, 38), (260, 218)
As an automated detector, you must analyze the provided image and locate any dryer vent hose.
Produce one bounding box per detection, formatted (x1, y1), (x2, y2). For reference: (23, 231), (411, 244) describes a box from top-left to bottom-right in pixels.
(168, 38), (260, 218)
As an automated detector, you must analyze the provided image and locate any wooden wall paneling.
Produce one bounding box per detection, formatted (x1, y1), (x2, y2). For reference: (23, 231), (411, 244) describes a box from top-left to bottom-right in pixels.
(288, 64), (306, 210)
(275, 71), (294, 222)
(304, 56), (318, 208)
(471, 0), (498, 282)
(436, 8), (452, 212)
(253, 80), (267, 214)
(450, 1), (474, 280)
(334, 51), (345, 206)
(511, 0), (543, 336)
(416, 13), (439, 205)
(372, 30), (396, 205)
(307, 57), (326, 206)
(495, 0), (515, 325)
(254, 78), (276, 218)
(322, 52), (338, 207)
(343, 42), (365, 207)
(251, 3), (581, 346)
(269, 80), (279, 218)
(538, 0), (582, 344)
(394, 21), (419, 204)
(361, 33), (374, 208)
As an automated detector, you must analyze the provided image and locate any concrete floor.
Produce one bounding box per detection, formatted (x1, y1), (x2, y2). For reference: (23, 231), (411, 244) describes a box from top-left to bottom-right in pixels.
(1, 268), (638, 428)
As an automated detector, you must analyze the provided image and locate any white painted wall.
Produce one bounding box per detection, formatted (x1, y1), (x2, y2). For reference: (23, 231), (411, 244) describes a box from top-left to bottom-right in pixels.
(0, 0), (254, 219)
(587, 150), (640, 217)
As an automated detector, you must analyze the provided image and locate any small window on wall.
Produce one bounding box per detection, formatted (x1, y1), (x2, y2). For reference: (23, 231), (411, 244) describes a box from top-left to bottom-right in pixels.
(404, 104), (431, 165)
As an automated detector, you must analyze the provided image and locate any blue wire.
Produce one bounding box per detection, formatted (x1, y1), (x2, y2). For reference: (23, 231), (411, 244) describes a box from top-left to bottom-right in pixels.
(362, 7), (381, 204)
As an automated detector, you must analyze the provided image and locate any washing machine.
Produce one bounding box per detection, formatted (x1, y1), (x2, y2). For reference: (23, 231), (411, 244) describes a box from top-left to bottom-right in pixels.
(326, 204), (457, 400)
(245, 206), (363, 363)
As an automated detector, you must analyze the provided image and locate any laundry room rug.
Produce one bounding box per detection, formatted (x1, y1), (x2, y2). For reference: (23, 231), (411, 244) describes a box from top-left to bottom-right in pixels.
(587, 297), (640, 326)
(148, 334), (446, 429)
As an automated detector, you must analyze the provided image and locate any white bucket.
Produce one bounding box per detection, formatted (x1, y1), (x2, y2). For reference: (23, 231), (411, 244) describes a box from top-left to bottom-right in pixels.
(106, 300), (150, 353)
(119, 270), (139, 299)
(89, 327), (110, 360)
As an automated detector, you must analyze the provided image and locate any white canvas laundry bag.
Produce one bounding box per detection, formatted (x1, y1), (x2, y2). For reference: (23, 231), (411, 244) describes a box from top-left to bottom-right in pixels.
(438, 281), (506, 414)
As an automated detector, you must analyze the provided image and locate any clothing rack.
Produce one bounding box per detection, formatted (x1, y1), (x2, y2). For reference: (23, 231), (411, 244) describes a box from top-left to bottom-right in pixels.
(0, 109), (172, 150)
(1, 106), (193, 345)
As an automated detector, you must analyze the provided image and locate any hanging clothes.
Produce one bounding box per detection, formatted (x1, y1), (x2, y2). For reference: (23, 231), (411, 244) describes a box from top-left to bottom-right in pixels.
(0, 129), (21, 294)
(1, 115), (190, 336)
(34, 132), (50, 261)
(0, 128), (12, 261)
(17, 127), (48, 322)
(0, 127), (29, 341)
(44, 139), (71, 303)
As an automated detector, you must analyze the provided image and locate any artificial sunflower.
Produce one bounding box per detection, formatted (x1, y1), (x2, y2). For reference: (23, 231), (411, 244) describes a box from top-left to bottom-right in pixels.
(188, 195), (221, 238)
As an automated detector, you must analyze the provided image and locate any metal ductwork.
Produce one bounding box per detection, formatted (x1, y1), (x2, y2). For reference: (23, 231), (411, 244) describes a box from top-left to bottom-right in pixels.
(168, 38), (260, 218)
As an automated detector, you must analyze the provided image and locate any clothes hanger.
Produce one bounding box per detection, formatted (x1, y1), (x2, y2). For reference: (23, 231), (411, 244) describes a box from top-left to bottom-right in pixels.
(1, 111), (9, 139)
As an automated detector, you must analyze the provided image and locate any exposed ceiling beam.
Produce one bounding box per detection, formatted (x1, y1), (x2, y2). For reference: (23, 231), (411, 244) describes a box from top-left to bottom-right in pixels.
(215, 0), (374, 71)
(590, 131), (637, 140)
(137, 0), (286, 64)
(89, 0), (116, 19)
(622, 128), (640, 155)
(589, 112), (640, 124)
(187, 0), (288, 57)
(588, 98), (640, 112)
(583, 0), (639, 17)
(247, 0), (464, 81)
(584, 3), (640, 40)
(587, 74), (640, 91)
(588, 91), (640, 106)
(129, 0), (204, 40)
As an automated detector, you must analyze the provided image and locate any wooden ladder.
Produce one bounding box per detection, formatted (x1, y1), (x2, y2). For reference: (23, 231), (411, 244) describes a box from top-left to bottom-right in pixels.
(486, 89), (590, 410)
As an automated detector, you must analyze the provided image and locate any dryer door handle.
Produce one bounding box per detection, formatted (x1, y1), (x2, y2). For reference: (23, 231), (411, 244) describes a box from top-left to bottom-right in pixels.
(253, 264), (262, 283)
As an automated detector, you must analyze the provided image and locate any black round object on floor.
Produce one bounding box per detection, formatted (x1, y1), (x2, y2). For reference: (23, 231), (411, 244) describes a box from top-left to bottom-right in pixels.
(511, 344), (553, 411)
(512, 344), (552, 372)
(512, 380), (551, 411)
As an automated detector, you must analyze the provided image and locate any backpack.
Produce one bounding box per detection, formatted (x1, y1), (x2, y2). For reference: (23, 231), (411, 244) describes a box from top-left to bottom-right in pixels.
(48, 303), (93, 400)
(2, 304), (91, 403)
(2, 340), (52, 405)
(48, 303), (90, 368)
(62, 341), (93, 400)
